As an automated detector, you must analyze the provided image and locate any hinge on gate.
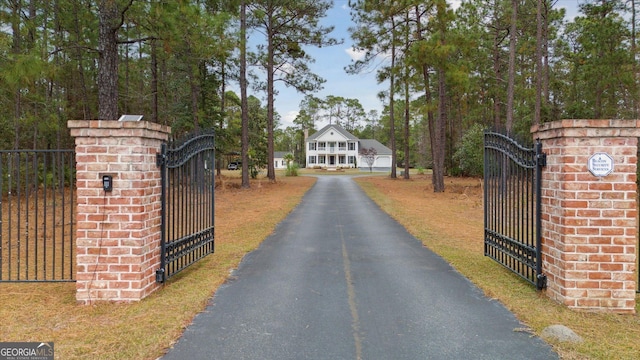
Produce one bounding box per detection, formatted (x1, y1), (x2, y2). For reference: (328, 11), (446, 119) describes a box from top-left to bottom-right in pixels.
(156, 268), (165, 283)
(156, 153), (164, 167)
(536, 273), (547, 290)
(535, 139), (546, 167)
(537, 153), (547, 167)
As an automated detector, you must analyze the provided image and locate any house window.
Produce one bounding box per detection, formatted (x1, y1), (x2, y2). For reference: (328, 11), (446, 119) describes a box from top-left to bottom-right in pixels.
(348, 156), (356, 164)
(319, 155), (326, 164)
(309, 142), (316, 150)
(339, 155), (346, 164)
(318, 142), (326, 151)
(309, 156), (316, 164)
(338, 142), (346, 150)
(348, 142), (356, 151)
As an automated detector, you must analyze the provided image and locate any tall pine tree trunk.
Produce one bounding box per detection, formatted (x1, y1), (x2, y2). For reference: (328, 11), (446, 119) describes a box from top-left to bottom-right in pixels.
(506, 0), (517, 132)
(73, 0), (92, 119)
(543, 0), (550, 111)
(433, 67), (446, 192)
(431, 1), (448, 193)
(415, 6), (435, 174)
(403, 11), (410, 180)
(188, 56), (200, 132)
(240, 1), (250, 188)
(267, 20), (276, 183)
(389, 24), (397, 179)
(403, 74), (410, 180)
(10, 0), (22, 149)
(98, 0), (120, 120)
(218, 61), (226, 178)
(492, 1), (503, 129)
(535, 0), (543, 125)
(151, 39), (159, 123)
(433, 39), (444, 189)
(632, 0), (638, 118)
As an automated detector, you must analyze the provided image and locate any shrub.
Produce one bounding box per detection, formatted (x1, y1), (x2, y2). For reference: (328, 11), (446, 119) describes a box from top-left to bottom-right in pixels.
(453, 123), (484, 177)
(249, 164), (259, 179)
(285, 163), (299, 177)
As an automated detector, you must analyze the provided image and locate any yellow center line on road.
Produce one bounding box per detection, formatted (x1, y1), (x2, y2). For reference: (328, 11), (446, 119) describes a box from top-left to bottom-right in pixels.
(339, 222), (362, 360)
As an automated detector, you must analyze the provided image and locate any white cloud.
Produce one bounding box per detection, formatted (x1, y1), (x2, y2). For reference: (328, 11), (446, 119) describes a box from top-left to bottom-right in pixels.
(281, 110), (299, 129)
(345, 47), (365, 61)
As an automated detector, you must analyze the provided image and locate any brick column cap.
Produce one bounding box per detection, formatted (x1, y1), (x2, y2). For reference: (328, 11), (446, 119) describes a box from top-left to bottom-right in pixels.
(532, 119), (640, 140)
(68, 120), (170, 140)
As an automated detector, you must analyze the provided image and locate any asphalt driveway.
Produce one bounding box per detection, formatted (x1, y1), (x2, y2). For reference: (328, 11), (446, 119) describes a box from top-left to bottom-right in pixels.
(162, 175), (557, 360)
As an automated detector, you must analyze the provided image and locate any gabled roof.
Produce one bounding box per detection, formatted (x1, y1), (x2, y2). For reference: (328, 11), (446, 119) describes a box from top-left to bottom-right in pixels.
(304, 124), (392, 156)
(307, 124), (358, 141)
(359, 139), (392, 155)
(274, 151), (290, 159)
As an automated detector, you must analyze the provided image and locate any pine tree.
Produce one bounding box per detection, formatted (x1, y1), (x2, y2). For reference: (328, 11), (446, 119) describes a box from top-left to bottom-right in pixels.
(247, 0), (338, 182)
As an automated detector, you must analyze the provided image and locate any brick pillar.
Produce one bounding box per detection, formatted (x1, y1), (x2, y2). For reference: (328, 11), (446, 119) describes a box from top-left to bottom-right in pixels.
(532, 119), (639, 313)
(69, 120), (170, 304)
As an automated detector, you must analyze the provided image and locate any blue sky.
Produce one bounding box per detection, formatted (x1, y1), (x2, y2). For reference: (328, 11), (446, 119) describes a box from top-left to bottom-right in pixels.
(270, 0), (379, 129)
(265, 0), (581, 130)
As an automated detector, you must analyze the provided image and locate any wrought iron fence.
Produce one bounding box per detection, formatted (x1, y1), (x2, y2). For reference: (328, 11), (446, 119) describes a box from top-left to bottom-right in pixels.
(484, 131), (546, 290)
(0, 149), (76, 282)
(156, 130), (215, 283)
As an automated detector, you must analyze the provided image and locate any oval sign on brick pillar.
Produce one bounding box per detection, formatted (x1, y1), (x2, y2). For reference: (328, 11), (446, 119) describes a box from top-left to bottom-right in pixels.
(588, 152), (614, 177)
(532, 119), (639, 314)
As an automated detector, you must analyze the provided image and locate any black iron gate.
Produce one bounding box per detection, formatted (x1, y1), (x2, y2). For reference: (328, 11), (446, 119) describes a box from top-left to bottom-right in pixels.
(156, 130), (215, 283)
(0, 149), (76, 282)
(484, 131), (547, 290)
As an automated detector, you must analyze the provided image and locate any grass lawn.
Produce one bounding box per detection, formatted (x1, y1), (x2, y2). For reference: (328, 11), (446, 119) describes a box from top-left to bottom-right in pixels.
(1, 170), (638, 359)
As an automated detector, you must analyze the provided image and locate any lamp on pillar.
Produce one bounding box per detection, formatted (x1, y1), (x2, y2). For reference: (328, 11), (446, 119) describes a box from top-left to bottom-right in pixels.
(118, 114), (144, 122)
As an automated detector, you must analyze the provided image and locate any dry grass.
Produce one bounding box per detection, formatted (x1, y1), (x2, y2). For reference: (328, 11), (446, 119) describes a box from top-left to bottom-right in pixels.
(0, 174), (316, 360)
(355, 174), (640, 360)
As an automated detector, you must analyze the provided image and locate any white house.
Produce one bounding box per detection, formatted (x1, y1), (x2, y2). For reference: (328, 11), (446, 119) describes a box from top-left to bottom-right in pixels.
(274, 151), (290, 169)
(305, 124), (392, 171)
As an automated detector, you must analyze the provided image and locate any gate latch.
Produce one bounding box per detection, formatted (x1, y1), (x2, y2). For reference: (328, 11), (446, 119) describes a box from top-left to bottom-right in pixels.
(536, 152), (547, 167)
(156, 153), (165, 167)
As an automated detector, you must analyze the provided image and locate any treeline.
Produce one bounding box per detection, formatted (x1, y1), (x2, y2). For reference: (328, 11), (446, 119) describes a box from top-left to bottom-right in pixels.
(0, 0), (337, 187)
(2, 1), (639, 190)
(1, 1), (241, 151)
(264, 1), (640, 191)
(340, 0), (638, 191)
